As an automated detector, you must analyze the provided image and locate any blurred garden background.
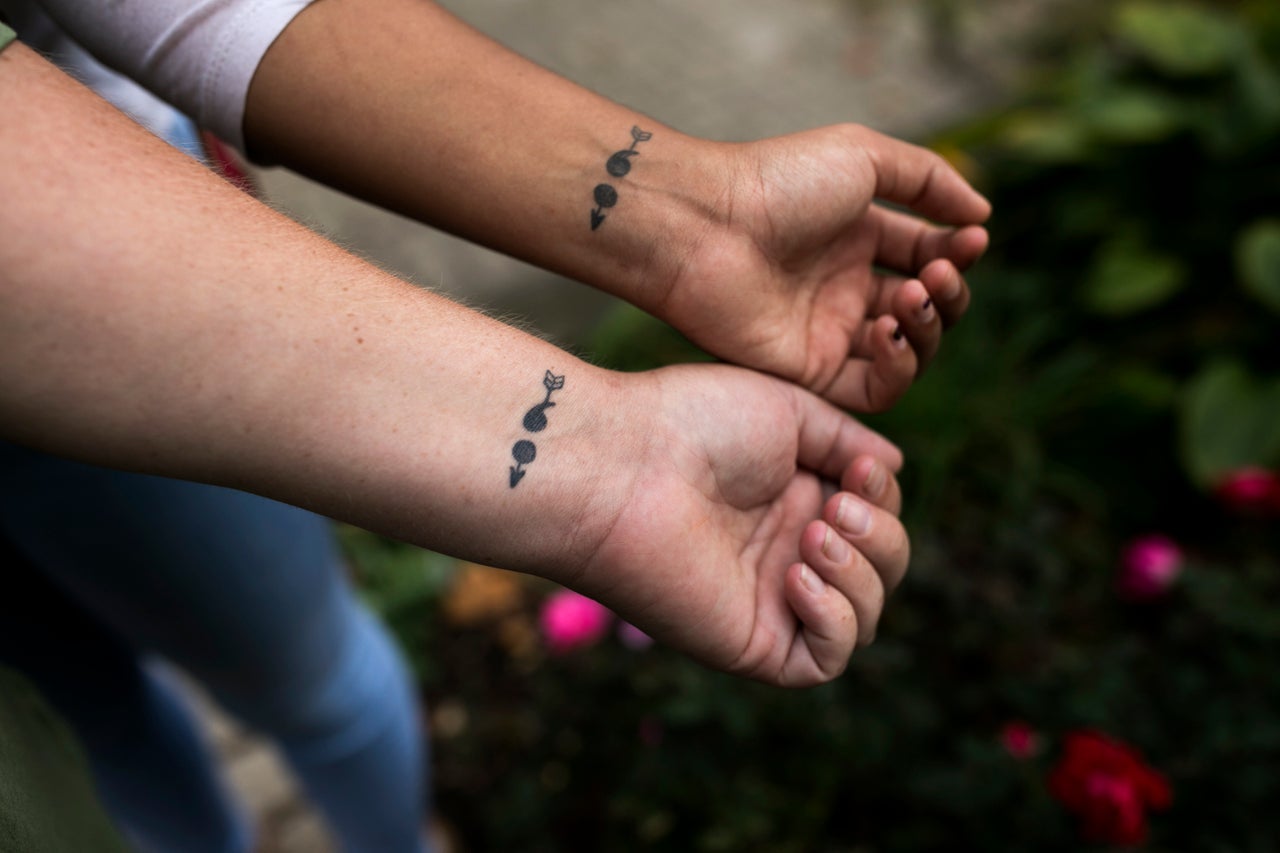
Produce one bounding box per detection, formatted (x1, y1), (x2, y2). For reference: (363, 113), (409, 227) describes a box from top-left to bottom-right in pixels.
(247, 1), (1280, 849)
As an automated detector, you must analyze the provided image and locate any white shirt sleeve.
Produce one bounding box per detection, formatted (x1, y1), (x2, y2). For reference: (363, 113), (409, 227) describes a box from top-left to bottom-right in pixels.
(1, 0), (314, 151)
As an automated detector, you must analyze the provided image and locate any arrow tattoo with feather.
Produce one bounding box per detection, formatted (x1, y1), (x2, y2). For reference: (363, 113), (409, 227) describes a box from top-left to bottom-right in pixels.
(508, 370), (566, 488)
(590, 126), (652, 231)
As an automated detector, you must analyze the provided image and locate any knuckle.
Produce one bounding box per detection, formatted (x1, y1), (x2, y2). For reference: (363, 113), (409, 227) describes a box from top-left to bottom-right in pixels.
(891, 521), (912, 567)
(910, 160), (942, 208)
(836, 121), (868, 140)
(863, 392), (895, 415)
(857, 608), (880, 646)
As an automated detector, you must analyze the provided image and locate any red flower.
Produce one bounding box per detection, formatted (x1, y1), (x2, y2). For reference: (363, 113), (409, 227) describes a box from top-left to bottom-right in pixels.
(1048, 731), (1171, 847)
(999, 720), (1041, 759)
(1214, 467), (1280, 516)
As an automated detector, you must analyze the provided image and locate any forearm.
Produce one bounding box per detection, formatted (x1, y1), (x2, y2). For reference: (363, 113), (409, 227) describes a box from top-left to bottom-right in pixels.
(0, 44), (634, 580)
(244, 0), (728, 312)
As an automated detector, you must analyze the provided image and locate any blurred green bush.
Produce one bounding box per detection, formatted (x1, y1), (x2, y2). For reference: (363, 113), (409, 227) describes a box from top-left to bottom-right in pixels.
(351, 2), (1280, 849)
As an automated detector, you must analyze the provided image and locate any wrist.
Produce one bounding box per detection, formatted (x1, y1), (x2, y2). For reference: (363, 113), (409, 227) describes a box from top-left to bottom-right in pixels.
(576, 129), (739, 314)
(519, 366), (658, 585)
(260, 309), (653, 585)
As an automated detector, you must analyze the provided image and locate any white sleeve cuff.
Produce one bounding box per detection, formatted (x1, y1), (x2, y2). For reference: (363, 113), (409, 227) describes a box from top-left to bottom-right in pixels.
(15, 0), (315, 152)
(154, 0), (315, 152)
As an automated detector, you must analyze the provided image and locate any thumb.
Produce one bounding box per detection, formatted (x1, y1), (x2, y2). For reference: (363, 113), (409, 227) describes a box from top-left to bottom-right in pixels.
(787, 382), (903, 477)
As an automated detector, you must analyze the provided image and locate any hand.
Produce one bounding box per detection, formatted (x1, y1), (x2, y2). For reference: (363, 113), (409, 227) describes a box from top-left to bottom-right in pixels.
(576, 364), (909, 687)
(658, 124), (990, 412)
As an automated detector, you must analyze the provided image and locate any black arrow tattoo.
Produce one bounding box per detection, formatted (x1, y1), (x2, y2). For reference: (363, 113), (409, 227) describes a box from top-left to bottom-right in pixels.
(507, 372), (566, 488)
(606, 126), (654, 177)
(591, 184), (617, 231)
(522, 370), (566, 432)
(589, 126), (652, 231)
(509, 439), (536, 488)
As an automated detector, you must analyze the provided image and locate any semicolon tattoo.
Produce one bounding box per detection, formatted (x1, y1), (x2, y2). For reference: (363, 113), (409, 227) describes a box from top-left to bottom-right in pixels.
(590, 126), (652, 231)
(508, 370), (566, 488)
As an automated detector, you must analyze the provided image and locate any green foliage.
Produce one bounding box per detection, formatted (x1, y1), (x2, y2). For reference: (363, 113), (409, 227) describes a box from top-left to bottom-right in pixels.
(342, 524), (457, 682)
(1114, 2), (1243, 77)
(1083, 236), (1186, 316)
(352, 2), (1280, 849)
(1181, 362), (1280, 485)
(1237, 219), (1280, 314)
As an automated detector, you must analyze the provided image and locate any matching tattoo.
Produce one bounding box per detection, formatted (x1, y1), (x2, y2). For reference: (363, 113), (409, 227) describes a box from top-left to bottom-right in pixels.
(509, 127), (647, 488)
(508, 370), (566, 488)
(590, 126), (652, 231)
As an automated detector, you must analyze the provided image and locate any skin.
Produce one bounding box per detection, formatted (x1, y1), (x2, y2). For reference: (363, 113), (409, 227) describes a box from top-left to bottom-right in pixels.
(0, 44), (908, 687)
(244, 0), (991, 412)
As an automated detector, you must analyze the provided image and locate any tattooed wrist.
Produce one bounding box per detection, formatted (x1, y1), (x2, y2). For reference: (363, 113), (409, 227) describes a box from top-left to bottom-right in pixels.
(508, 370), (566, 488)
(590, 126), (652, 231)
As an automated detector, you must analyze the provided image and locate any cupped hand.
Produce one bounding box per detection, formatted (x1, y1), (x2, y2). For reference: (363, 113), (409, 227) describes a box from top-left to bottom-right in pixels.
(577, 364), (910, 687)
(660, 123), (990, 412)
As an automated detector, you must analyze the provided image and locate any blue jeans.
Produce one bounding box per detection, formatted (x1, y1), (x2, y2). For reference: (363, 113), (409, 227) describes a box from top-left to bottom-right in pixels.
(0, 443), (429, 852)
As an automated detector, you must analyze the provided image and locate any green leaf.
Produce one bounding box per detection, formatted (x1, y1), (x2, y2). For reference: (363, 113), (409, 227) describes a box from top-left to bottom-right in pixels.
(995, 110), (1091, 163)
(1106, 365), (1181, 410)
(1079, 88), (1185, 143)
(1184, 568), (1280, 638)
(1115, 2), (1242, 77)
(1083, 238), (1186, 316)
(1237, 48), (1280, 132)
(1236, 219), (1280, 314)
(1180, 361), (1280, 485)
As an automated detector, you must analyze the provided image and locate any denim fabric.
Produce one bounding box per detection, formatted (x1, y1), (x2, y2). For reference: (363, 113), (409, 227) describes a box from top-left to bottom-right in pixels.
(0, 444), (428, 853)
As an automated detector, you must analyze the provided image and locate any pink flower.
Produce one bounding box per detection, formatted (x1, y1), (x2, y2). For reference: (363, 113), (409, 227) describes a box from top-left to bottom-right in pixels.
(617, 621), (654, 650)
(1215, 467), (1280, 516)
(539, 589), (611, 654)
(1117, 535), (1182, 600)
(1000, 721), (1041, 759)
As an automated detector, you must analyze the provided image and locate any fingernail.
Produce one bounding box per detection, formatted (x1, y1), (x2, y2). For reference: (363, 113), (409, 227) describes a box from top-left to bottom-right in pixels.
(918, 300), (935, 323)
(921, 297), (932, 310)
(798, 563), (825, 596)
(863, 461), (886, 498)
(891, 326), (905, 343)
(822, 525), (851, 563)
(835, 495), (872, 536)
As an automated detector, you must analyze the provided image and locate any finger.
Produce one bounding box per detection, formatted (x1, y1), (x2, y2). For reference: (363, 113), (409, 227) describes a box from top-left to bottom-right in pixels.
(919, 257), (971, 328)
(799, 519), (885, 647)
(869, 206), (989, 275)
(788, 380), (904, 474)
(823, 315), (917, 414)
(891, 278), (941, 371)
(842, 454), (903, 516)
(946, 223), (990, 269)
(783, 561), (857, 685)
(854, 126), (992, 225)
(824, 492), (911, 594)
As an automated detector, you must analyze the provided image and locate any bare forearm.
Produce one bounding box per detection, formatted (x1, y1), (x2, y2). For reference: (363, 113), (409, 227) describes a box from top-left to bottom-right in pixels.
(0, 44), (633, 578)
(240, 0), (995, 417)
(1, 43), (920, 688)
(244, 0), (726, 311)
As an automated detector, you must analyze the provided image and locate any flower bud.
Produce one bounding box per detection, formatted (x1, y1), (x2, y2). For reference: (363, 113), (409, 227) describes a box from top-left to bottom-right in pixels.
(1214, 467), (1280, 516)
(1000, 721), (1041, 759)
(1117, 535), (1182, 600)
(539, 589), (611, 654)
